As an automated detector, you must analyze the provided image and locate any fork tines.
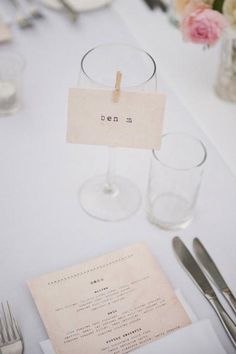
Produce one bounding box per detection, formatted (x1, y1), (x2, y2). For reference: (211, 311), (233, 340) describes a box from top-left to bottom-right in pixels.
(0, 302), (21, 345)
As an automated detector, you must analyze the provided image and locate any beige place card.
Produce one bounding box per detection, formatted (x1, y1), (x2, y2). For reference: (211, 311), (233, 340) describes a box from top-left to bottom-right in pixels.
(67, 88), (165, 149)
(28, 243), (191, 354)
(0, 18), (12, 43)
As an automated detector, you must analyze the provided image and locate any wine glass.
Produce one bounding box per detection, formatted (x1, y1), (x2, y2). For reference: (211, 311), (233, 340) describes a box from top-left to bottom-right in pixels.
(78, 43), (157, 221)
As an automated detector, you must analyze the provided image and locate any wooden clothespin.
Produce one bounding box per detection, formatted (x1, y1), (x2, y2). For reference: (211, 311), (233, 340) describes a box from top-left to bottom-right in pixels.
(113, 71), (122, 103)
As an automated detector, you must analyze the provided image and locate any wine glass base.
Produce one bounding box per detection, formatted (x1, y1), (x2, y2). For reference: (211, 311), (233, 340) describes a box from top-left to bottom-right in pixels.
(79, 175), (141, 221)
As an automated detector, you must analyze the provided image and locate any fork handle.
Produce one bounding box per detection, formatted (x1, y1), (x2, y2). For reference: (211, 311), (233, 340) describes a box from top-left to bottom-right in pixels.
(58, 0), (78, 22)
(0, 341), (24, 354)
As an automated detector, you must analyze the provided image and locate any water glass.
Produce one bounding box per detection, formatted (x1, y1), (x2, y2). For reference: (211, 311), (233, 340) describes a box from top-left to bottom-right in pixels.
(147, 133), (207, 230)
(0, 53), (25, 115)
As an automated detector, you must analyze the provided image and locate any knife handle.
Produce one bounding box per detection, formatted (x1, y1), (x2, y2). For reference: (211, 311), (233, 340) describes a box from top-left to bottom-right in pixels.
(223, 289), (236, 315)
(209, 296), (236, 347)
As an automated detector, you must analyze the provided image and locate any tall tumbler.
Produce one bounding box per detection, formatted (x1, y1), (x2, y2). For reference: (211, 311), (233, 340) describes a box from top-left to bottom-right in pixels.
(147, 133), (207, 230)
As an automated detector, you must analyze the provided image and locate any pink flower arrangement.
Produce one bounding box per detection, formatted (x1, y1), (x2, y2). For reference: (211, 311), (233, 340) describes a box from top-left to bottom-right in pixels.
(177, 0), (231, 46)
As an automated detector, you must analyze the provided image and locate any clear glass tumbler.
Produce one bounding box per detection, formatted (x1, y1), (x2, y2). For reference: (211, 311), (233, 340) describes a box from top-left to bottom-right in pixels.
(78, 43), (157, 221)
(0, 52), (25, 115)
(147, 133), (207, 230)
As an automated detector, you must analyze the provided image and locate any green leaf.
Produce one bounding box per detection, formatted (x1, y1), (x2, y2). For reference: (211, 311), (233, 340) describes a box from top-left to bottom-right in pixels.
(212, 0), (224, 13)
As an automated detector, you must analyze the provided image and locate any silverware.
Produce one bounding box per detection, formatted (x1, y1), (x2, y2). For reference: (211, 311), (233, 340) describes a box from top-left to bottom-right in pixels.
(143, 0), (168, 12)
(9, 0), (34, 29)
(24, 0), (45, 19)
(57, 0), (78, 22)
(0, 302), (24, 354)
(193, 238), (236, 315)
(173, 236), (236, 348)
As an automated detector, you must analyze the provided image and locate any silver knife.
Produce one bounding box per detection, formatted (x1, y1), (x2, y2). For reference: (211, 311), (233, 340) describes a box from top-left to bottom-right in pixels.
(193, 238), (236, 315)
(173, 236), (236, 347)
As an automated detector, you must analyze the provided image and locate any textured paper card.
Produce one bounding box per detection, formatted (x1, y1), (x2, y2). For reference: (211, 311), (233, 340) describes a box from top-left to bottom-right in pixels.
(0, 18), (12, 43)
(29, 243), (190, 354)
(39, 289), (197, 354)
(67, 88), (165, 149)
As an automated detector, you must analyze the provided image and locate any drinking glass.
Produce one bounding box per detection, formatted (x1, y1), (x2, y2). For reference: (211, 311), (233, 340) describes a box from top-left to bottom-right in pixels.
(0, 53), (25, 115)
(147, 133), (207, 230)
(78, 44), (157, 221)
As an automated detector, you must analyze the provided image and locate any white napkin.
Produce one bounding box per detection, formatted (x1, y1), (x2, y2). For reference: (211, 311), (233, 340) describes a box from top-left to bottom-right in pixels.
(40, 340), (55, 354)
(133, 319), (226, 354)
(39, 290), (226, 354)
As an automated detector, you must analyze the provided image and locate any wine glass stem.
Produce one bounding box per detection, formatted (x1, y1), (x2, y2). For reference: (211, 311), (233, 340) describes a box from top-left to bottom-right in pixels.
(105, 146), (116, 193)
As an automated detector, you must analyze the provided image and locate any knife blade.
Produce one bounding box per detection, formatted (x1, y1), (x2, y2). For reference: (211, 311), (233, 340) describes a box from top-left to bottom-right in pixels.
(173, 237), (236, 348)
(193, 238), (236, 315)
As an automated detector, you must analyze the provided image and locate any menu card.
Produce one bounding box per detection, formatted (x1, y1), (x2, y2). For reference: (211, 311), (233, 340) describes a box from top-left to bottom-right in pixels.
(28, 243), (191, 354)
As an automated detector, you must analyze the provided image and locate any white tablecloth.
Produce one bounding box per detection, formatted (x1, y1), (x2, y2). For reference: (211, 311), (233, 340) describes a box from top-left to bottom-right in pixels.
(0, 2), (235, 354)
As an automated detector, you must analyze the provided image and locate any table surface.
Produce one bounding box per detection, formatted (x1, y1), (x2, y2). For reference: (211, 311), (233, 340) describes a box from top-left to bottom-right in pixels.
(0, 1), (235, 354)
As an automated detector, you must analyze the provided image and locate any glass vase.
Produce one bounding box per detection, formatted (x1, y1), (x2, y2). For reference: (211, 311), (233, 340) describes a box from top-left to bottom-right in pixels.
(215, 28), (236, 103)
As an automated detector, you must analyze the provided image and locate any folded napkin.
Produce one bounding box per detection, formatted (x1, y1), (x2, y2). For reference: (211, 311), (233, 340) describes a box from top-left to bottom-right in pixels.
(40, 341), (55, 354)
(133, 319), (226, 354)
(39, 290), (226, 354)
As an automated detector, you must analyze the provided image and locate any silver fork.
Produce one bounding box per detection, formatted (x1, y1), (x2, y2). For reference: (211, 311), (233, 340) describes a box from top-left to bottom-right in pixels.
(0, 302), (24, 354)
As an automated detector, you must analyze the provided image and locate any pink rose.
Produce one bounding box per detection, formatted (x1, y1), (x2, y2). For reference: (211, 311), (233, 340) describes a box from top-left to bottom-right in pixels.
(181, 7), (227, 46)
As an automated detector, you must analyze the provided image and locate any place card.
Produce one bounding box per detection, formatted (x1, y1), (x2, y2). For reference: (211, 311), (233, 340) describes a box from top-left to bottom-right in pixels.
(28, 243), (191, 354)
(67, 88), (165, 149)
(0, 17), (12, 43)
